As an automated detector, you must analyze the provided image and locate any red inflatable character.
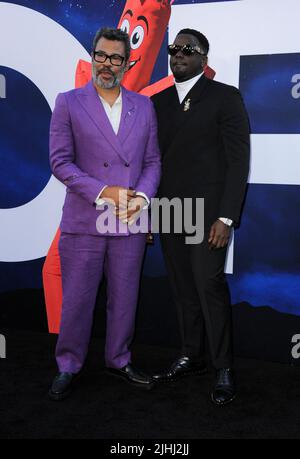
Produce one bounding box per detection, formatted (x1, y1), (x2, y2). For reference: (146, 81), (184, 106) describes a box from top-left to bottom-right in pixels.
(43, 0), (215, 334)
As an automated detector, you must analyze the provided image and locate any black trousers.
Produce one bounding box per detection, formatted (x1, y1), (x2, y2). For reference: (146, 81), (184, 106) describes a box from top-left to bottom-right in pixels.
(160, 233), (233, 369)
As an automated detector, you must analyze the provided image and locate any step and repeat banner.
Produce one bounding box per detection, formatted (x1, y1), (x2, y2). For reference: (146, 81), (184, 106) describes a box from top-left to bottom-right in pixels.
(0, 0), (299, 362)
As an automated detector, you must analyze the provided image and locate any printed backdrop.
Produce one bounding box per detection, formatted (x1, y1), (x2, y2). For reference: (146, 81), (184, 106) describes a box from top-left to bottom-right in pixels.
(0, 0), (299, 361)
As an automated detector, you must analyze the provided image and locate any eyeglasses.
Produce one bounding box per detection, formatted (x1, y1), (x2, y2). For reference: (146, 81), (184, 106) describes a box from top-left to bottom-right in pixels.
(167, 44), (207, 57)
(93, 51), (125, 66)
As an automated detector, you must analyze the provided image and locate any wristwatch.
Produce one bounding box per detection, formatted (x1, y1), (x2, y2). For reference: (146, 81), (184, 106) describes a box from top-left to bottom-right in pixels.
(218, 217), (233, 227)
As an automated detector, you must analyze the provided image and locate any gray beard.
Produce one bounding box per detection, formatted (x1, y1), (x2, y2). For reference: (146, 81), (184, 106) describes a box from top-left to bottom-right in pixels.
(92, 66), (125, 89)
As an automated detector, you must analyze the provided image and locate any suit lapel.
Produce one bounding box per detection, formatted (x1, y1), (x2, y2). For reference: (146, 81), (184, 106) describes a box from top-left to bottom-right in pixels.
(163, 75), (209, 153)
(76, 81), (128, 162)
(117, 86), (137, 147)
(179, 74), (208, 116)
(157, 85), (182, 151)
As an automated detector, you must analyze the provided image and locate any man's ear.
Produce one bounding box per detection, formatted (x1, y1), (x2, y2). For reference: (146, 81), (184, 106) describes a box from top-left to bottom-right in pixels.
(202, 56), (208, 69)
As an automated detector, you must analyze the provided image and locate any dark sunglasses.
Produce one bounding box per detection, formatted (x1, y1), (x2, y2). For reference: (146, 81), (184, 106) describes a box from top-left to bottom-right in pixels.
(167, 44), (207, 57)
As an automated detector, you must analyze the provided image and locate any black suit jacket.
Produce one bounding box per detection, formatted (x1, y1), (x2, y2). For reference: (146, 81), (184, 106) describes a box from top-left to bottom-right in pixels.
(151, 75), (250, 228)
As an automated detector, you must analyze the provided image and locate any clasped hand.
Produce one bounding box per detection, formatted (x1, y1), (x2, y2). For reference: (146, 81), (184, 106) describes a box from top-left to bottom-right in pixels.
(100, 186), (146, 225)
(115, 196), (146, 225)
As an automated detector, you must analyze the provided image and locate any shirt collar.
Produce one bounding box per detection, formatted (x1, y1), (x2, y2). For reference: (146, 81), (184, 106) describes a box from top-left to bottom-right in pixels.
(174, 72), (204, 92)
(98, 87), (122, 106)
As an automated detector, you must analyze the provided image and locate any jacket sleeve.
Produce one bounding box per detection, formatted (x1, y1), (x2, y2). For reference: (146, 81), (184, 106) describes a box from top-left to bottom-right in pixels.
(218, 87), (250, 224)
(49, 93), (106, 205)
(134, 98), (162, 200)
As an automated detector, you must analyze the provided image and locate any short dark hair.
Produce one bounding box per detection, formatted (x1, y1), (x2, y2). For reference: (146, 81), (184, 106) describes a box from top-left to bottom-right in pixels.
(178, 28), (209, 55)
(92, 27), (131, 62)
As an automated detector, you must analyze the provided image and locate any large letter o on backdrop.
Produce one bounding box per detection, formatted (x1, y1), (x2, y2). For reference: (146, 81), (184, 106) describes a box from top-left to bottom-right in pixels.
(0, 3), (90, 262)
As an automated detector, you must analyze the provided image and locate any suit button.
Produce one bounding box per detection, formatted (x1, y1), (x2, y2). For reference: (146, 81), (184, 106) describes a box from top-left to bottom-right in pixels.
(104, 162), (109, 167)
(125, 162), (130, 167)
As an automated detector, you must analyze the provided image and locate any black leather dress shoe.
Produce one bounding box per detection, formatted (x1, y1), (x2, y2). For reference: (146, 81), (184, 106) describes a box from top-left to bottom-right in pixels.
(211, 368), (236, 406)
(107, 363), (154, 389)
(48, 372), (77, 401)
(153, 356), (207, 383)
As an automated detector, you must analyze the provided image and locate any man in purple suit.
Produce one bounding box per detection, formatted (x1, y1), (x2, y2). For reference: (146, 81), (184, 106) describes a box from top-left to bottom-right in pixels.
(48, 28), (161, 401)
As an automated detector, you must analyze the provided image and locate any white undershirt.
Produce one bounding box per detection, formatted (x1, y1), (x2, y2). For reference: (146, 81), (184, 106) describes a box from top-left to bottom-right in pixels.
(175, 72), (203, 104)
(98, 90), (122, 135)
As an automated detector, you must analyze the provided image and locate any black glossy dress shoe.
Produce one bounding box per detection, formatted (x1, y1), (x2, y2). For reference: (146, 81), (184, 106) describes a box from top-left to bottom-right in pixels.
(211, 368), (236, 406)
(153, 356), (207, 383)
(107, 363), (154, 389)
(48, 372), (77, 401)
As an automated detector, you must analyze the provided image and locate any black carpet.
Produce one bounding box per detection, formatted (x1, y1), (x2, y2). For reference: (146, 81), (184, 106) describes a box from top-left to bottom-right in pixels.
(1, 328), (300, 439)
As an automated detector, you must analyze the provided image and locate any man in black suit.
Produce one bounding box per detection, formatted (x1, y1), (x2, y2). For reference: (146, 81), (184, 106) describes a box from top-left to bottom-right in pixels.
(152, 29), (250, 405)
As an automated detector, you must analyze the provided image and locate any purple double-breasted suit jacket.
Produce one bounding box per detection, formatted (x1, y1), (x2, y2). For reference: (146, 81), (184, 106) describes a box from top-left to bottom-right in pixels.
(49, 80), (161, 235)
